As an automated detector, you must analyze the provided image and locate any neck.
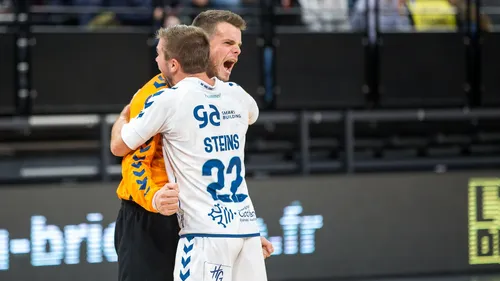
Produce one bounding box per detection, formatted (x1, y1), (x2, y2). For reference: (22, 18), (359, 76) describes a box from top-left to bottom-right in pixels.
(172, 72), (214, 86)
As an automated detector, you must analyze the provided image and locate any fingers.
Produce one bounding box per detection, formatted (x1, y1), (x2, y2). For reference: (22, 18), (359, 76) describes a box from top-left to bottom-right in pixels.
(155, 184), (179, 216)
(159, 197), (178, 206)
(266, 242), (274, 254)
(264, 245), (274, 256)
(262, 247), (272, 259)
(164, 182), (179, 192)
(120, 104), (131, 121)
(260, 237), (274, 259)
(158, 196), (178, 205)
(157, 189), (179, 205)
(157, 195), (178, 216)
(158, 204), (178, 216)
(121, 104), (130, 115)
(260, 237), (274, 252)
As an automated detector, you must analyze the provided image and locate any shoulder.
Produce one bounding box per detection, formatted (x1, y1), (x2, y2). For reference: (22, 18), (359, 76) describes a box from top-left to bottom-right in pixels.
(221, 80), (254, 103)
(129, 75), (169, 117)
(131, 74), (169, 106)
(148, 87), (179, 105)
(220, 80), (247, 96)
(222, 80), (241, 89)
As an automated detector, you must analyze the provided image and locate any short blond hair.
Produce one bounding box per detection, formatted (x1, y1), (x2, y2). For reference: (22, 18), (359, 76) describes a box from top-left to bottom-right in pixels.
(192, 10), (247, 37)
(156, 25), (210, 74)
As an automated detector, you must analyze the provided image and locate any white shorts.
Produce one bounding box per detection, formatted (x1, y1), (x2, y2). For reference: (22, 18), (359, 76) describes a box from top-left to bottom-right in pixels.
(174, 236), (268, 281)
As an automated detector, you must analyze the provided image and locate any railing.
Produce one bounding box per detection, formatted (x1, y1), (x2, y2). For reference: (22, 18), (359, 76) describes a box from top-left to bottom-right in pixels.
(1, 108), (499, 183)
(1, 2), (500, 182)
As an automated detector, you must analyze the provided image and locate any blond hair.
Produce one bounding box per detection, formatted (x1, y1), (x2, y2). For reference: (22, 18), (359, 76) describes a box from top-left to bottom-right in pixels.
(156, 25), (210, 74)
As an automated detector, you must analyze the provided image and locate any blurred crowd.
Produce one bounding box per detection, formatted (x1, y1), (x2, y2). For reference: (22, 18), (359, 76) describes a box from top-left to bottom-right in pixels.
(0, 0), (495, 32)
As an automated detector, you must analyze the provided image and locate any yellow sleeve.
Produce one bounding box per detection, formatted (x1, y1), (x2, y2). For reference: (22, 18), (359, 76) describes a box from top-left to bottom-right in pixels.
(119, 134), (163, 213)
(117, 75), (168, 212)
(129, 74), (168, 118)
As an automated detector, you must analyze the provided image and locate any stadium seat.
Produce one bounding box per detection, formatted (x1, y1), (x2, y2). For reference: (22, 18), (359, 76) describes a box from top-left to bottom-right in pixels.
(0, 115), (103, 182)
(245, 112), (301, 175)
(308, 112), (345, 172)
(352, 116), (500, 171)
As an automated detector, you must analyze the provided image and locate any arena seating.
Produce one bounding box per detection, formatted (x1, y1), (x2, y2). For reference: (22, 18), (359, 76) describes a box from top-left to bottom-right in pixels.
(1, 2), (500, 183)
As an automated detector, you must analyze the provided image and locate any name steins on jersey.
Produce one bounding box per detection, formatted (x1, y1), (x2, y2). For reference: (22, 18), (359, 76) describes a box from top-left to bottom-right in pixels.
(191, 101), (257, 233)
(142, 78), (260, 237)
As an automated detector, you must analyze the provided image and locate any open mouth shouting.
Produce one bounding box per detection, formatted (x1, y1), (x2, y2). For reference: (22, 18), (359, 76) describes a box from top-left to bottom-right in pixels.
(222, 59), (237, 76)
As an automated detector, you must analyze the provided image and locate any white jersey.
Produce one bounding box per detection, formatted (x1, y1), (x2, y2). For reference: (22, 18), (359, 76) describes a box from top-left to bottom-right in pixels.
(121, 77), (260, 238)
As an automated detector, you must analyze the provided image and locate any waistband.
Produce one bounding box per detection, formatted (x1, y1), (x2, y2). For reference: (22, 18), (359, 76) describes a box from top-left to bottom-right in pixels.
(121, 199), (150, 213)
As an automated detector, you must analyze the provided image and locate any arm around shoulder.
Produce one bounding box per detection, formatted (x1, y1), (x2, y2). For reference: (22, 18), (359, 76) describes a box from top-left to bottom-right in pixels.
(110, 89), (172, 156)
(110, 105), (133, 157)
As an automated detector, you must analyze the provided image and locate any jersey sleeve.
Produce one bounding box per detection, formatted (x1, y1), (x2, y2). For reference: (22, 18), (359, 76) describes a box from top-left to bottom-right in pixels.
(247, 94), (259, 125)
(121, 89), (173, 150)
(240, 86), (259, 125)
(119, 134), (162, 212)
(117, 80), (168, 213)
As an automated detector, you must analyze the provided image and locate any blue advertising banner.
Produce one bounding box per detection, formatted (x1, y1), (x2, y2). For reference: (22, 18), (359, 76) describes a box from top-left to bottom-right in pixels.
(0, 171), (500, 281)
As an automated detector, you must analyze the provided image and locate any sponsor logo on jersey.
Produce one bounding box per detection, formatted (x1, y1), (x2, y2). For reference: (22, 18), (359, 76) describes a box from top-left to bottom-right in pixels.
(208, 204), (236, 228)
(238, 205), (257, 222)
(209, 264), (225, 281)
(205, 93), (221, 99)
(221, 110), (241, 120)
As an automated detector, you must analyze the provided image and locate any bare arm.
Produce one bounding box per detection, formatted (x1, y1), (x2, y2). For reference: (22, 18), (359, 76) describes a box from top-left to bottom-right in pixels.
(110, 105), (133, 157)
(110, 89), (171, 158)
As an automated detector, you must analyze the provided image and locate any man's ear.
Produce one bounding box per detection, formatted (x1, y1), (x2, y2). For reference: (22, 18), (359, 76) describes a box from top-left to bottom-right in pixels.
(170, 58), (179, 72)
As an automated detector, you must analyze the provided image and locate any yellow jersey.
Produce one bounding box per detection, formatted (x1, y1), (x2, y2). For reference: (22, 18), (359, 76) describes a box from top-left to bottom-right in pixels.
(116, 74), (169, 212)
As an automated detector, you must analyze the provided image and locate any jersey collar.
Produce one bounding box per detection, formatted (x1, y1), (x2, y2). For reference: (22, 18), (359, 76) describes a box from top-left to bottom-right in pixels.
(182, 77), (218, 91)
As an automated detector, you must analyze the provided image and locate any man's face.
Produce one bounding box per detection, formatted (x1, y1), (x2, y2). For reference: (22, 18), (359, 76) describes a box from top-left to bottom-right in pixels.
(155, 38), (175, 85)
(209, 22), (242, 82)
(156, 39), (169, 79)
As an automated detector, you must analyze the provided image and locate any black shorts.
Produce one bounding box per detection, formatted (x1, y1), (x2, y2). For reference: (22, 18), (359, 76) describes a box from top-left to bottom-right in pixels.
(114, 199), (180, 281)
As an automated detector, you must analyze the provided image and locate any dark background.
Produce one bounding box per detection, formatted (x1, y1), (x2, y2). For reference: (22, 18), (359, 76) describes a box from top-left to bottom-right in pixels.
(2, 31), (500, 114)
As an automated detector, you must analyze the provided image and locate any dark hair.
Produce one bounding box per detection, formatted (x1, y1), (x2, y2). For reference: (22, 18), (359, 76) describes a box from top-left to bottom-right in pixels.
(192, 10), (247, 37)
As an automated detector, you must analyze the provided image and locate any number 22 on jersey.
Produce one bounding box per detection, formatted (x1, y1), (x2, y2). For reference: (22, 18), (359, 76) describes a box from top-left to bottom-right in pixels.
(194, 104), (248, 204)
(202, 156), (247, 203)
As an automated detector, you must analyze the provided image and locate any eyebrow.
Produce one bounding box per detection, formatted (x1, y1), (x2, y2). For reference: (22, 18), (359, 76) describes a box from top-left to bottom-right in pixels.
(226, 39), (242, 47)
